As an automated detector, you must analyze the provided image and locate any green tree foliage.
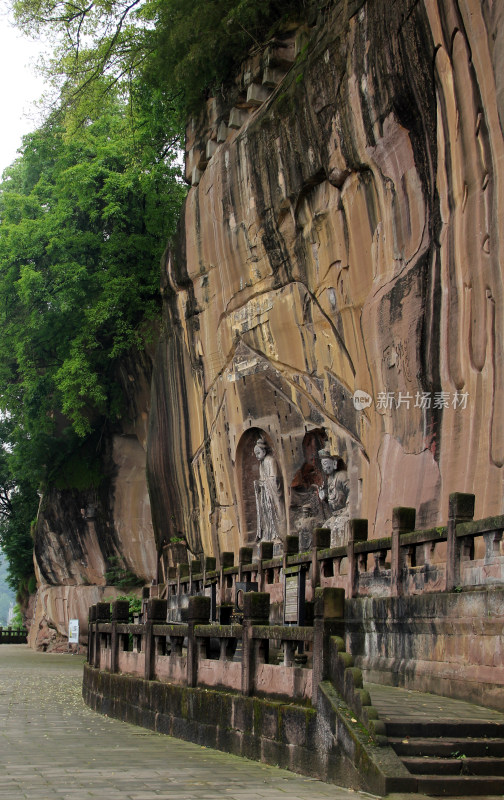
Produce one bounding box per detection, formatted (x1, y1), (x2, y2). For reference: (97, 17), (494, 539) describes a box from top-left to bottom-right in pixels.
(0, 420), (38, 594)
(1, 0), (311, 594)
(0, 488), (38, 595)
(13, 0), (308, 120)
(0, 94), (184, 440)
(0, 552), (17, 624)
(10, 603), (25, 627)
(0, 90), (185, 592)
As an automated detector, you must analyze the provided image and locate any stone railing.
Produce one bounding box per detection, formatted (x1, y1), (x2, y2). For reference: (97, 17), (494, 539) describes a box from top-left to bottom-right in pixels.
(87, 588), (384, 737)
(160, 493), (503, 622)
(87, 492), (503, 729)
(0, 626), (28, 644)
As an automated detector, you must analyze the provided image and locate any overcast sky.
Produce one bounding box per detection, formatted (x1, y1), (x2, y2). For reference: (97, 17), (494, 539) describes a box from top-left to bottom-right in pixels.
(0, 2), (47, 175)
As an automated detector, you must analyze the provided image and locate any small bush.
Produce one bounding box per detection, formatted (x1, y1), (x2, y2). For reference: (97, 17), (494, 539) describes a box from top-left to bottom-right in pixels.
(105, 556), (144, 589)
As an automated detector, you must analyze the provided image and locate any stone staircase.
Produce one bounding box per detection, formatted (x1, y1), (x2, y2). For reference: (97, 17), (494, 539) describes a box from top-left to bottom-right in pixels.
(368, 683), (504, 796)
(388, 720), (504, 795)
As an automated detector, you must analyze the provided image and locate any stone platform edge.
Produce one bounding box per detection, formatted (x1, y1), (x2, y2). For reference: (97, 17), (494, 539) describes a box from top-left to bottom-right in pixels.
(346, 588), (504, 714)
(82, 664), (412, 795)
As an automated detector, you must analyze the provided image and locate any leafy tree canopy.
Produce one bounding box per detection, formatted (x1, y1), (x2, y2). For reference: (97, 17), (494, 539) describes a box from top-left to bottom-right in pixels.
(1, 0), (312, 595)
(0, 91), (184, 442)
(0, 86), (185, 593)
(12, 0), (308, 120)
(0, 417), (39, 593)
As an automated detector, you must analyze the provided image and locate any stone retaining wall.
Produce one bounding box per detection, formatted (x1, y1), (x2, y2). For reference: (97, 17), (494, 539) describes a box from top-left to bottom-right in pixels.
(82, 664), (413, 795)
(347, 586), (504, 711)
(82, 665), (358, 787)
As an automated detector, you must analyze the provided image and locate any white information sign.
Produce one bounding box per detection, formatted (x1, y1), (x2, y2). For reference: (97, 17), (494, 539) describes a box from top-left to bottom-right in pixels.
(68, 619), (79, 644)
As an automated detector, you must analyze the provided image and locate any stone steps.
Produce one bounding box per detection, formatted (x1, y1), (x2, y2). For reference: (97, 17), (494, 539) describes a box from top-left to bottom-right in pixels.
(385, 720), (504, 795)
(367, 686), (504, 796)
(385, 719), (504, 738)
(403, 755), (504, 775)
(389, 736), (504, 758)
(415, 775), (504, 795)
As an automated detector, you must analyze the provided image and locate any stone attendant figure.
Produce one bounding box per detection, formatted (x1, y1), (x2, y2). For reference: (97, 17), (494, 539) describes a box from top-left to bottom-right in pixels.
(254, 437), (284, 542)
(317, 448), (350, 546)
(295, 504), (314, 551)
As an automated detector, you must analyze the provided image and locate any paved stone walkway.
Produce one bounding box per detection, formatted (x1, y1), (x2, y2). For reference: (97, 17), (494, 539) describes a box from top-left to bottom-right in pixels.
(367, 682), (504, 727)
(0, 645), (378, 800)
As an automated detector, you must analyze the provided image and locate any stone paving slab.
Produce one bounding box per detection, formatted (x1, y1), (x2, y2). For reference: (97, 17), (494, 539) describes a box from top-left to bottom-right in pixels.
(0, 645), (377, 800)
(366, 683), (504, 724)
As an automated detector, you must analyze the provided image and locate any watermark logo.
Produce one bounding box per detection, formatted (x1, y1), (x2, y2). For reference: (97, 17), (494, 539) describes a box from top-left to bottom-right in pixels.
(353, 389), (469, 411)
(376, 391), (468, 410)
(353, 390), (373, 410)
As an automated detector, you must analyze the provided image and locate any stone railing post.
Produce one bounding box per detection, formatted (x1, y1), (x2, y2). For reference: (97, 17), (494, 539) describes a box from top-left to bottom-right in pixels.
(144, 599), (167, 681)
(95, 602), (111, 669)
(311, 528), (331, 589)
(167, 566), (177, 591)
(347, 519), (368, 598)
(282, 535), (299, 573)
(391, 507), (416, 597)
(186, 596), (210, 687)
(219, 552), (234, 605)
(312, 587), (345, 705)
(190, 559), (201, 595)
(484, 529), (503, 566)
(238, 547), (253, 582)
(178, 563), (189, 596)
(141, 586), (150, 620)
(202, 556), (217, 621)
(257, 541), (273, 591)
(241, 592), (270, 697)
(88, 605), (96, 665)
(203, 555), (216, 582)
(446, 492), (475, 590)
(110, 600), (129, 673)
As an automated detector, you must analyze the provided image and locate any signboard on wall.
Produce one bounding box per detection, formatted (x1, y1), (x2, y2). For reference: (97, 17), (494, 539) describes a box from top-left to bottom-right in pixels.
(284, 571), (299, 623)
(68, 619), (79, 644)
(284, 566), (307, 624)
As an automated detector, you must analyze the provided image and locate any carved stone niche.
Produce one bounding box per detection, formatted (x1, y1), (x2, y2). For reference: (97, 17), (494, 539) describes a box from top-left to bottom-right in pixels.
(236, 428), (286, 546)
(289, 428), (328, 535)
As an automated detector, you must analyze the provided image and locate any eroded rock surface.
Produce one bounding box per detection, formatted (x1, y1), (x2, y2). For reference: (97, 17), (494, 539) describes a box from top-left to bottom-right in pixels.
(28, 0), (504, 641)
(148, 0), (504, 559)
(30, 345), (157, 647)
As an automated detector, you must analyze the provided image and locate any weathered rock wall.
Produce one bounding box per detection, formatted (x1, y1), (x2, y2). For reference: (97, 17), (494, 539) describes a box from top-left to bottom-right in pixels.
(30, 343), (158, 648)
(147, 0), (504, 560)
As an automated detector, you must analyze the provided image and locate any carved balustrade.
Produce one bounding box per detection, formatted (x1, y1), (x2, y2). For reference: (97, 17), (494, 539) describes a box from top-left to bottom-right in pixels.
(89, 592), (320, 704)
(87, 494), (504, 729)
(87, 587), (387, 734)
(158, 494), (504, 616)
(0, 626), (28, 644)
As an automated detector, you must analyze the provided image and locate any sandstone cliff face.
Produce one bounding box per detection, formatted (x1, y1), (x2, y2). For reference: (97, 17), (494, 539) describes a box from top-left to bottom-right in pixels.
(148, 0), (504, 559)
(29, 344), (158, 648)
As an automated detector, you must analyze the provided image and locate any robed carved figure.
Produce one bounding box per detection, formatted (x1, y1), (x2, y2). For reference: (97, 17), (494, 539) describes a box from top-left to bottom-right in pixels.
(254, 438), (284, 542)
(317, 447), (350, 546)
